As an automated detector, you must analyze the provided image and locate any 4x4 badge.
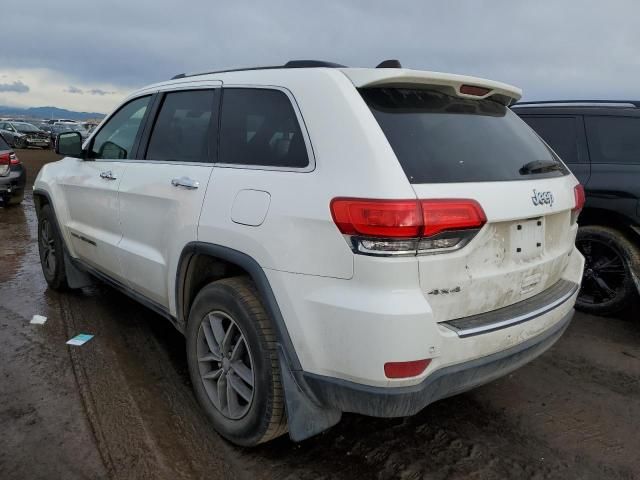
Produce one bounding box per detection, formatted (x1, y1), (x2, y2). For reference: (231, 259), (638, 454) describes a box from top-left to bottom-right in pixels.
(531, 189), (554, 207)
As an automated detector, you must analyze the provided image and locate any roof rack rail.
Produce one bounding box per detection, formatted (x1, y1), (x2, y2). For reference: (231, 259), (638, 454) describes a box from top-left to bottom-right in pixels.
(513, 100), (640, 108)
(171, 60), (347, 80)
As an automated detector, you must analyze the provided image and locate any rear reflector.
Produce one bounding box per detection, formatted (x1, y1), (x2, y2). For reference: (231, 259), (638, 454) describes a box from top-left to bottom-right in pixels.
(460, 84), (491, 96)
(573, 184), (585, 212)
(571, 184), (585, 224)
(384, 359), (431, 379)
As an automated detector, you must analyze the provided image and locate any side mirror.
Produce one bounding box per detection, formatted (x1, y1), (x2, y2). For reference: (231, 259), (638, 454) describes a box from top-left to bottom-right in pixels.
(56, 131), (84, 158)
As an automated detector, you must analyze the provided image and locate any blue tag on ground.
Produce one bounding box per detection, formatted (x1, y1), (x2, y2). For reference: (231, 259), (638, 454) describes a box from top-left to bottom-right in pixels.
(66, 334), (94, 346)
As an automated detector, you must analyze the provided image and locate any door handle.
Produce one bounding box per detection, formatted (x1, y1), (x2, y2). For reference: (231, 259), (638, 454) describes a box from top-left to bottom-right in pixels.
(171, 176), (199, 190)
(99, 170), (117, 180)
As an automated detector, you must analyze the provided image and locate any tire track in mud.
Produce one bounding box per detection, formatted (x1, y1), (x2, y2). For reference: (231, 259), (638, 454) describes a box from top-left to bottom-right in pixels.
(57, 287), (246, 479)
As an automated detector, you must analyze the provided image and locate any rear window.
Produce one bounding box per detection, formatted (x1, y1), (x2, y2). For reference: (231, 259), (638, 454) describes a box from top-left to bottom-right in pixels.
(361, 88), (568, 183)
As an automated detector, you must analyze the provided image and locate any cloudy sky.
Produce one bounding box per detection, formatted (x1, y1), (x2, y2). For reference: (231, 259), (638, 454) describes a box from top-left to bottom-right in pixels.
(1, 0), (638, 114)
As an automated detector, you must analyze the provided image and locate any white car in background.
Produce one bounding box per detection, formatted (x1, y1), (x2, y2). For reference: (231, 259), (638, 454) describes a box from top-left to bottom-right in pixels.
(33, 60), (584, 446)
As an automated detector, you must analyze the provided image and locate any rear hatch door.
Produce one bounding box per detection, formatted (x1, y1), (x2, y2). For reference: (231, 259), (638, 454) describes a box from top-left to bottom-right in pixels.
(361, 87), (579, 322)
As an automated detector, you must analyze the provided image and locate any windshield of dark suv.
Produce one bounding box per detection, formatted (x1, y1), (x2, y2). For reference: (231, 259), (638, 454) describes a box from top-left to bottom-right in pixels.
(14, 123), (40, 133)
(360, 88), (568, 183)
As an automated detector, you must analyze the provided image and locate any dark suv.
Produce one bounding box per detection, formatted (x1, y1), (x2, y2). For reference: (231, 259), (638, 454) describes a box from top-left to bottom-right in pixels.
(513, 101), (640, 315)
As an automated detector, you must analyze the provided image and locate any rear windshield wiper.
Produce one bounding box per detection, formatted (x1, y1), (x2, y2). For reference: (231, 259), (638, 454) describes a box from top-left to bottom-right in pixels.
(519, 160), (563, 175)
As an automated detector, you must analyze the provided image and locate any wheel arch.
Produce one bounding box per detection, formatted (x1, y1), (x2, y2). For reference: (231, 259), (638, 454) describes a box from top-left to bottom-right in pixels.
(176, 242), (344, 441)
(33, 188), (51, 216)
(176, 242), (302, 371)
(578, 207), (640, 244)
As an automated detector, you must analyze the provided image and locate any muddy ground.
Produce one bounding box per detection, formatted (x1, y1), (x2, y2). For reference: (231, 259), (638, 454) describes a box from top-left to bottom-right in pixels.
(1, 148), (639, 480)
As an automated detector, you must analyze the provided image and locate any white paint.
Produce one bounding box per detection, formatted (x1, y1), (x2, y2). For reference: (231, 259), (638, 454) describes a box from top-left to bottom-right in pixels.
(34, 65), (583, 390)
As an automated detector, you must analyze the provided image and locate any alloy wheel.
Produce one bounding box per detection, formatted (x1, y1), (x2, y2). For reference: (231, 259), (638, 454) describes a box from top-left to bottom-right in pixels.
(197, 311), (255, 420)
(576, 236), (627, 306)
(40, 218), (56, 277)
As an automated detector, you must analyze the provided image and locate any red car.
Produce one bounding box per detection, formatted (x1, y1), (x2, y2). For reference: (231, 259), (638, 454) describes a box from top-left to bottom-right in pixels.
(0, 134), (26, 206)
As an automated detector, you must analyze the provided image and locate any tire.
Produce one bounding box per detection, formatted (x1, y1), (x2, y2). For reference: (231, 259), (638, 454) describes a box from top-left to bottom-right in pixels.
(14, 137), (26, 149)
(37, 204), (69, 290)
(186, 276), (287, 446)
(4, 191), (24, 206)
(575, 225), (640, 316)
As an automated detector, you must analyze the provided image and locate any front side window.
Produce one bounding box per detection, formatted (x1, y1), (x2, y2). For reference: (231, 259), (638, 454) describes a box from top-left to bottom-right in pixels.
(585, 116), (640, 165)
(218, 88), (309, 168)
(91, 96), (151, 159)
(145, 89), (215, 162)
(521, 116), (580, 164)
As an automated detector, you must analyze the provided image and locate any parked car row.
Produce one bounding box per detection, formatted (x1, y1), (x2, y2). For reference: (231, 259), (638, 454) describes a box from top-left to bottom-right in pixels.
(0, 120), (93, 149)
(0, 120), (51, 149)
(39, 123), (91, 149)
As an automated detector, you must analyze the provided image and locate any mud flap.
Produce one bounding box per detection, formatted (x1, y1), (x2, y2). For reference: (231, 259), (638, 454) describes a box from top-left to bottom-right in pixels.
(278, 347), (341, 441)
(63, 251), (95, 289)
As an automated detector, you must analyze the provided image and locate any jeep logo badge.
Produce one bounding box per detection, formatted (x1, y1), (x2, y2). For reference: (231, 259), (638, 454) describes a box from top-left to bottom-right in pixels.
(531, 189), (554, 207)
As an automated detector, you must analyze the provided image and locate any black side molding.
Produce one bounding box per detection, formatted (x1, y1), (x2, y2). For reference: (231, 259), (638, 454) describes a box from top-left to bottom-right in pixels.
(176, 242), (302, 371)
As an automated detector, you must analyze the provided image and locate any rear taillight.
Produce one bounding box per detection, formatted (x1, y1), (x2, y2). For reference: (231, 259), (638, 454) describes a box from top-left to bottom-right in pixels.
(330, 199), (421, 238)
(571, 184), (585, 224)
(330, 198), (486, 256)
(0, 152), (10, 176)
(421, 199), (486, 237)
(9, 152), (19, 164)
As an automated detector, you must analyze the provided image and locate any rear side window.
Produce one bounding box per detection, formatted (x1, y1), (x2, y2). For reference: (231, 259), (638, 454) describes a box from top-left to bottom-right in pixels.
(521, 116), (580, 164)
(218, 88), (309, 169)
(146, 89), (216, 162)
(585, 116), (640, 164)
(361, 88), (567, 183)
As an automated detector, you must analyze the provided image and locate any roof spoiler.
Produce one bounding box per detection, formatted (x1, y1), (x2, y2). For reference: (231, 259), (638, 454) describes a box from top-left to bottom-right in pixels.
(343, 70), (522, 106)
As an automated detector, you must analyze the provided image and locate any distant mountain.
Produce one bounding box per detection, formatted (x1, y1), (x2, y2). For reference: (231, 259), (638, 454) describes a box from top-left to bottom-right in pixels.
(0, 105), (105, 121)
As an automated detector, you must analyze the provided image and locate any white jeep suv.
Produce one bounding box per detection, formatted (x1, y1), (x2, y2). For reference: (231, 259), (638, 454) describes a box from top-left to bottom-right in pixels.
(34, 60), (585, 446)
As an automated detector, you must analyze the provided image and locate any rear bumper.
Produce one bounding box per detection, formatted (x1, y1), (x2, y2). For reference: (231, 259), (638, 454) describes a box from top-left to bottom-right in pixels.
(302, 309), (573, 418)
(0, 166), (26, 195)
